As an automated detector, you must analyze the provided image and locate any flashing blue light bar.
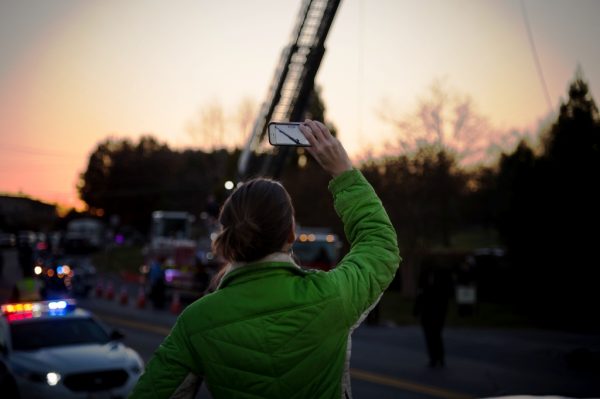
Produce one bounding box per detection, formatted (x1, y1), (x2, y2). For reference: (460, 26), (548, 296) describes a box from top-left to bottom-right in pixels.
(48, 301), (67, 310)
(2, 299), (76, 320)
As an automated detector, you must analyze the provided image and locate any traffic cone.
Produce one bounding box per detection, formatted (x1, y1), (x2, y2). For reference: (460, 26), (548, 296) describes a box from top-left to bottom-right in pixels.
(136, 286), (146, 309)
(95, 280), (104, 298)
(105, 281), (115, 300)
(119, 286), (129, 306)
(170, 291), (182, 314)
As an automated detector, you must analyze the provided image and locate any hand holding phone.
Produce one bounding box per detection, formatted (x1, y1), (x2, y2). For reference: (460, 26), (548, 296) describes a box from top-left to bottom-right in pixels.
(268, 122), (311, 147)
(299, 119), (353, 177)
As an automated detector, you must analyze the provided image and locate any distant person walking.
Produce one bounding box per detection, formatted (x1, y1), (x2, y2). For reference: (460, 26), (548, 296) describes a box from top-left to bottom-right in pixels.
(148, 258), (166, 309)
(17, 237), (33, 277)
(0, 250), (4, 280)
(414, 266), (452, 368)
(130, 120), (401, 399)
(205, 194), (220, 221)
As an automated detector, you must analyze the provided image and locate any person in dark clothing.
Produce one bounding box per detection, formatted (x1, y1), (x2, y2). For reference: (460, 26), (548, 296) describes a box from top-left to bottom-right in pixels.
(414, 267), (452, 368)
(17, 240), (33, 278)
(205, 195), (220, 221)
(148, 258), (166, 309)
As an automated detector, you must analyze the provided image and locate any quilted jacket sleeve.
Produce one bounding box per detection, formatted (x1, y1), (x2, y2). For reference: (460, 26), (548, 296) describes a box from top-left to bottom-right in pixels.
(326, 169), (401, 325)
(129, 315), (203, 399)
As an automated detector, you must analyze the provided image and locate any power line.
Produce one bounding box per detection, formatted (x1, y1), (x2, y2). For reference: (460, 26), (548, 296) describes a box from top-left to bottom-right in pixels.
(357, 0), (365, 141)
(519, 0), (553, 112)
(0, 142), (83, 158)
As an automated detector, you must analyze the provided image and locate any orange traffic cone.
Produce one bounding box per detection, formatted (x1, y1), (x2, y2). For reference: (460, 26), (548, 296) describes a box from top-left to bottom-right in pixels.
(95, 280), (104, 298)
(119, 286), (129, 306)
(136, 286), (146, 309)
(170, 291), (182, 314)
(105, 281), (115, 300)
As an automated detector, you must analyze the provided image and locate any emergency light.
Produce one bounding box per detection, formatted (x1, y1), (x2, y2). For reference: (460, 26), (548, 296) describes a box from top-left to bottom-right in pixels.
(1, 299), (76, 321)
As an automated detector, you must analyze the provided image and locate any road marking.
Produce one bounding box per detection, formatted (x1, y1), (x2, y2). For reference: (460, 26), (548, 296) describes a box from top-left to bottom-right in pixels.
(99, 313), (473, 399)
(350, 369), (472, 399)
(95, 313), (172, 336)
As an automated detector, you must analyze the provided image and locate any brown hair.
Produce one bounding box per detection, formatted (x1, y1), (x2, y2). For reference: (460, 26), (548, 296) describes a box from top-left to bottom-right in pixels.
(213, 178), (294, 263)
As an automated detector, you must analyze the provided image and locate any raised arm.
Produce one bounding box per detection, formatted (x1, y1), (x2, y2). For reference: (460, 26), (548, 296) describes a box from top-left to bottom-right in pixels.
(301, 120), (401, 325)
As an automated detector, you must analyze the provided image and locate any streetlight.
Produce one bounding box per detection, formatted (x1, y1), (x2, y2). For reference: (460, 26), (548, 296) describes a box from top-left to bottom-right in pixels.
(224, 180), (234, 190)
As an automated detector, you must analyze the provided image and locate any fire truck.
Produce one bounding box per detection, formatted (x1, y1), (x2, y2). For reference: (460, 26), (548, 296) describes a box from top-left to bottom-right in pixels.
(143, 210), (343, 301)
(143, 211), (219, 301)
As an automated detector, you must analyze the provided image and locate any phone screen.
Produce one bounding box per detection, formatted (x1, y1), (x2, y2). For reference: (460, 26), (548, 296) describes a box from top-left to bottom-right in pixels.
(268, 122), (310, 146)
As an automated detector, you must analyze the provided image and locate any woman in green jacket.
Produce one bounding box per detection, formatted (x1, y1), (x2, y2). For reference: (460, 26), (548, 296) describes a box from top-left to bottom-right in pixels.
(130, 120), (401, 399)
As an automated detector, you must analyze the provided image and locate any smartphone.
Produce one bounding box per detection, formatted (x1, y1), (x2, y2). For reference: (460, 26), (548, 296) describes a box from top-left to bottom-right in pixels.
(268, 122), (311, 146)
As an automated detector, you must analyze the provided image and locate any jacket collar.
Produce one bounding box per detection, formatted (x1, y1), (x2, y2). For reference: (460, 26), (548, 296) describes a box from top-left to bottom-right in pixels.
(218, 253), (307, 289)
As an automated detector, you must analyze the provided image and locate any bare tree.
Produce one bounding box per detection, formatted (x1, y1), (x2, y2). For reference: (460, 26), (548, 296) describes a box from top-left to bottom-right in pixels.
(187, 98), (257, 150)
(187, 99), (226, 150)
(234, 97), (257, 147)
(380, 79), (500, 166)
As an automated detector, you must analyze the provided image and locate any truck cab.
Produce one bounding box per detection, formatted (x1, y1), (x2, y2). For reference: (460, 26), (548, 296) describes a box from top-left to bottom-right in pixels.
(293, 227), (342, 271)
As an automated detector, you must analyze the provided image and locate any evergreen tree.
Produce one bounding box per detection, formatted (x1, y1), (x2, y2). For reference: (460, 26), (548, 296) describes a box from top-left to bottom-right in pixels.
(497, 69), (600, 328)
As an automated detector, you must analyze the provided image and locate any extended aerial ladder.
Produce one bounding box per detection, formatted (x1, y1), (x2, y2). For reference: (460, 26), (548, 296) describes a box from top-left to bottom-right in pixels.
(237, 0), (341, 179)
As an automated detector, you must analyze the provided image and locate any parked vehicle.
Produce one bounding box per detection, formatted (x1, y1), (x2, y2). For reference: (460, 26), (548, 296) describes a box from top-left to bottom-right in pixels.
(64, 218), (105, 253)
(0, 232), (16, 248)
(293, 227), (342, 271)
(144, 211), (209, 302)
(0, 299), (143, 398)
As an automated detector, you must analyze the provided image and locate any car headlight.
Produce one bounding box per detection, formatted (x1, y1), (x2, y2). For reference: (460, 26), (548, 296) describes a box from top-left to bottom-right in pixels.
(46, 372), (61, 386)
(19, 370), (61, 386)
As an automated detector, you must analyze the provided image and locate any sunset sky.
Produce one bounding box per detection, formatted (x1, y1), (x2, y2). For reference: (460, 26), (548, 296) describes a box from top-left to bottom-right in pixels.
(1, 0), (599, 209)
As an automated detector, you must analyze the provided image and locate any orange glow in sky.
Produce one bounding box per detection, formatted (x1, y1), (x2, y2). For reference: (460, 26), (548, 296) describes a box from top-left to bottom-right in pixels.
(1, 0), (599, 209)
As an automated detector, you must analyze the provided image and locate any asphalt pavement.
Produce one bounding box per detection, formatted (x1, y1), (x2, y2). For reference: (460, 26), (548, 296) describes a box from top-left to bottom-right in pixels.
(78, 287), (600, 399)
(2, 248), (600, 398)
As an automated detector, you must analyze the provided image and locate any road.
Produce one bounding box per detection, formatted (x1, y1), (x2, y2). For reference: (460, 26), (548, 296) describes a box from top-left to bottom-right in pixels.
(81, 295), (600, 398)
(2, 248), (600, 398)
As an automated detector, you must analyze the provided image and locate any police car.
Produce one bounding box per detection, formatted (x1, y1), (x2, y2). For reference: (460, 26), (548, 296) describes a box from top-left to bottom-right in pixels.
(0, 299), (143, 398)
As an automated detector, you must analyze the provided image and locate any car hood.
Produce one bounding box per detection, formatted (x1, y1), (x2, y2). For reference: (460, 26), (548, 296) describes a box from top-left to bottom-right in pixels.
(11, 342), (138, 374)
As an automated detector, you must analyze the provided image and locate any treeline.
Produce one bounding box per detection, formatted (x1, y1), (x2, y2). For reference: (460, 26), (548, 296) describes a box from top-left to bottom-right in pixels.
(78, 137), (240, 231)
(494, 73), (600, 328)
(356, 73), (598, 328)
(78, 74), (600, 328)
(351, 72), (598, 328)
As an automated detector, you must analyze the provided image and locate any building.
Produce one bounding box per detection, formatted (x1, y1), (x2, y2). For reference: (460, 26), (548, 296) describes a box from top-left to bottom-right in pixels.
(0, 195), (57, 231)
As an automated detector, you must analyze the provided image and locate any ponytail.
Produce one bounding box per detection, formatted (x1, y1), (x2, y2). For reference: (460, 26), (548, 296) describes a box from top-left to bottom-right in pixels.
(213, 178), (294, 263)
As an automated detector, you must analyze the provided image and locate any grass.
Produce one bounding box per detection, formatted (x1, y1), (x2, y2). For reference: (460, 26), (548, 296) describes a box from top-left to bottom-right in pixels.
(89, 242), (535, 329)
(448, 227), (501, 251)
(379, 290), (534, 329)
(91, 245), (144, 274)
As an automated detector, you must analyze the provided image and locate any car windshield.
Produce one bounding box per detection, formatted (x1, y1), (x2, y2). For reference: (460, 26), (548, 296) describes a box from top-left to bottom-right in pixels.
(10, 318), (110, 350)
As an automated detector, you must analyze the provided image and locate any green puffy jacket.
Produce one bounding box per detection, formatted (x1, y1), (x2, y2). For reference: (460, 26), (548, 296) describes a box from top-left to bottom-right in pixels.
(130, 169), (400, 399)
